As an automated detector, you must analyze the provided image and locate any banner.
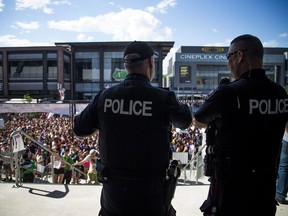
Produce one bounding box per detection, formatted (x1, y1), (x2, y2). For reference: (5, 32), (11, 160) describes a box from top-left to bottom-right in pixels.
(0, 103), (88, 115)
(12, 133), (26, 153)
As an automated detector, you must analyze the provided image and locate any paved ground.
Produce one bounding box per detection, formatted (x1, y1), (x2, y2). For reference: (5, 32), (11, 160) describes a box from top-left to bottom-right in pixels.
(0, 175), (287, 216)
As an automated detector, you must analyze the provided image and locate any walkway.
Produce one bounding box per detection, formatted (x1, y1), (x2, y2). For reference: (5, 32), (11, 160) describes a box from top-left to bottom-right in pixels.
(0, 177), (287, 216)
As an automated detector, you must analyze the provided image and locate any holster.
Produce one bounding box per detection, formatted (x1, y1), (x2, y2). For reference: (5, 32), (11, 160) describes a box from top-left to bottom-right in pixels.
(164, 160), (181, 207)
(200, 199), (218, 216)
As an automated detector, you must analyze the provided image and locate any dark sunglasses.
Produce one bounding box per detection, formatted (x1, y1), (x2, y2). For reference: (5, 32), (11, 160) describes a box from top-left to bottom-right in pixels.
(226, 49), (248, 59)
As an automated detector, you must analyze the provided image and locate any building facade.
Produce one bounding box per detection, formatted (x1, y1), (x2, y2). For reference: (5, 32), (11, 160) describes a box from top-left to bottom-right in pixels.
(169, 46), (288, 99)
(0, 41), (174, 101)
(1, 43), (287, 102)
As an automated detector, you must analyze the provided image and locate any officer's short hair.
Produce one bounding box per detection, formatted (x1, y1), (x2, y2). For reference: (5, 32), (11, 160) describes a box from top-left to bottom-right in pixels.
(231, 34), (264, 59)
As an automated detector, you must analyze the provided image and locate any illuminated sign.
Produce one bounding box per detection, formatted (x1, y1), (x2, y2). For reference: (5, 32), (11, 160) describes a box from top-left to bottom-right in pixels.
(179, 66), (191, 83)
(202, 47), (224, 53)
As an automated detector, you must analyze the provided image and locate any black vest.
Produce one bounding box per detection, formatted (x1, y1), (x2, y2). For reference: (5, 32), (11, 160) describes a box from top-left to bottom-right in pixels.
(96, 74), (171, 175)
(218, 70), (288, 171)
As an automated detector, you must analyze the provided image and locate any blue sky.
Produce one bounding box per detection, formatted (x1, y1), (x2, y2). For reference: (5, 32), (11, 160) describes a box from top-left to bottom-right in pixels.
(0, 0), (287, 72)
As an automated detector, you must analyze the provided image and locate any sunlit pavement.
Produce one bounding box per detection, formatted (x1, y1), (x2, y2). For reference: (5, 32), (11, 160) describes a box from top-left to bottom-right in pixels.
(0, 176), (287, 216)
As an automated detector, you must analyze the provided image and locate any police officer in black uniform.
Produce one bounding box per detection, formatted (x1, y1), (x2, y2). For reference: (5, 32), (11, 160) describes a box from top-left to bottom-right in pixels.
(73, 41), (192, 216)
(194, 34), (288, 216)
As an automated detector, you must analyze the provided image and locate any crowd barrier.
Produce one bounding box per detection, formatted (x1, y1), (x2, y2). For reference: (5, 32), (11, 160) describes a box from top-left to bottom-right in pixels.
(172, 152), (189, 164)
(180, 144), (206, 184)
(9, 130), (87, 186)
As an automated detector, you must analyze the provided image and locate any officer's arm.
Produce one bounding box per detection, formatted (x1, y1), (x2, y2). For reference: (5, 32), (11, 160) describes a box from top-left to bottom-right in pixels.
(73, 93), (101, 137)
(167, 91), (192, 129)
(194, 87), (224, 125)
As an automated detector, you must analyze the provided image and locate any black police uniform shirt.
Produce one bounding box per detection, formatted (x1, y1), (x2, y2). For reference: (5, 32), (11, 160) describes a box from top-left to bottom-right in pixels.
(194, 69), (288, 173)
(73, 73), (192, 176)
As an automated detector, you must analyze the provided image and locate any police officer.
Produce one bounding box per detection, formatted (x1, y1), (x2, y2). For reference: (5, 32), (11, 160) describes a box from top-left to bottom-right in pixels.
(73, 41), (192, 216)
(193, 34), (288, 216)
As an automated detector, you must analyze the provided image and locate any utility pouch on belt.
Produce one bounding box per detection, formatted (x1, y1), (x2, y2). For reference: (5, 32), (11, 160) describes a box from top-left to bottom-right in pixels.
(96, 159), (109, 183)
(165, 160), (181, 206)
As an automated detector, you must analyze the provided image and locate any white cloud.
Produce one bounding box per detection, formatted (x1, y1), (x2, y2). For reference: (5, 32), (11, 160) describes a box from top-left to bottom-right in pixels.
(15, 0), (70, 14)
(52, 0), (71, 6)
(15, 21), (39, 30)
(263, 40), (278, 47)
(16, 0), (51, 10)
(279, 33), (288, 38)
(43, 7), (53, 14)
(146, 0), (177, 14)
(48, 8), (173, 41)
(0, 34), (52, 47)
(0, 0), (4, 12)
(109, 2), (115, 6)
(212, 28), (218, 33)
(77, 33), (94, 42)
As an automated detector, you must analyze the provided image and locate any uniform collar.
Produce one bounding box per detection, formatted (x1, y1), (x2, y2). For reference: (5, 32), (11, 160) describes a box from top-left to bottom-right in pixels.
(239, 69), (266, 79)
(124, 73), (150, 84)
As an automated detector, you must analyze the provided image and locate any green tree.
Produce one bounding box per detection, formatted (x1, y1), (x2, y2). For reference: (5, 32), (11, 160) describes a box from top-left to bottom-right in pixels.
(23, 94), (33, 103)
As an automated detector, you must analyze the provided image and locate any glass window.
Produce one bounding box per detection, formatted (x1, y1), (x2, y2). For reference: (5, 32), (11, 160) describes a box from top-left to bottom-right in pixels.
(196, 65), (230, 90)
(75, 52), (100, 82)
(0, 61), (2, 81)
(152, 55), (159, 82)
(47, 52), (57, 59)
(8, 52), (43, 80)
(75, 83), (100, 92)
(48, 60), (57, 79)
(9, 53), (43, 60)
(0, 60), (3, 94)
(263, 65), (277, 82)
(9, 60), (43, 79)
(64, 54), (71, 80)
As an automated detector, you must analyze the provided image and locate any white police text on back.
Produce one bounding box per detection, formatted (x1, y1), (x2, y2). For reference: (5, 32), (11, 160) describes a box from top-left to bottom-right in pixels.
(104, 99), (152, 116)
(249, 98), (288, 114)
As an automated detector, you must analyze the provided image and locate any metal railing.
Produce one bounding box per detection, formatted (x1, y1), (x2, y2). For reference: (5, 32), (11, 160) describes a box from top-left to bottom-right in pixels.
(9, 129), (87, 187)
(181, 143), (206, 184)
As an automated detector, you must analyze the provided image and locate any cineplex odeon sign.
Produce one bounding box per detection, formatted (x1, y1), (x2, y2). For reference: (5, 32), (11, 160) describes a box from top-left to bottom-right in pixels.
(178, 53), (227, 61)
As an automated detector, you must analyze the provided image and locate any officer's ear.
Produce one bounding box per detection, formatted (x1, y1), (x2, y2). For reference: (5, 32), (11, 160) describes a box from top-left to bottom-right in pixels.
(236, 50), (245, 64)
(148, 56), (154, 69)
(148, 56), (154, 81)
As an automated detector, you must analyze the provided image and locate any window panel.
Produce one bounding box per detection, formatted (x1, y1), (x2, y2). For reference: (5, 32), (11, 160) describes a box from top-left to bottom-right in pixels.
(196, 65), (230, 90)
(75, 52), (100, 82)
(9, 60), (43, 79)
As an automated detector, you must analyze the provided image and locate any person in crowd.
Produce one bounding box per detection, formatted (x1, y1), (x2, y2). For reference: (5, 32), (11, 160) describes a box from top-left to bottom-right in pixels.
(175, 140), (186, 152)
(276, 122), (288, 204)
(35, 148), (45, 178)
(69, 144), (81, 184)
(73, 41), (192, 216)
(193, 34), (288, 216)
(20, 152), (36, 183)
(51, 147), (66, 184)
(0, 143), (13, 182)
(62, 148), (74, 184)
(73, 149), (99, 184)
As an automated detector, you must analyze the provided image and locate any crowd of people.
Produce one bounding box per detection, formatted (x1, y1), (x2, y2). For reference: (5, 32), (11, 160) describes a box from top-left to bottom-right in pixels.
(0, 112), (101, 184)
(0, 112), (203, 184)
